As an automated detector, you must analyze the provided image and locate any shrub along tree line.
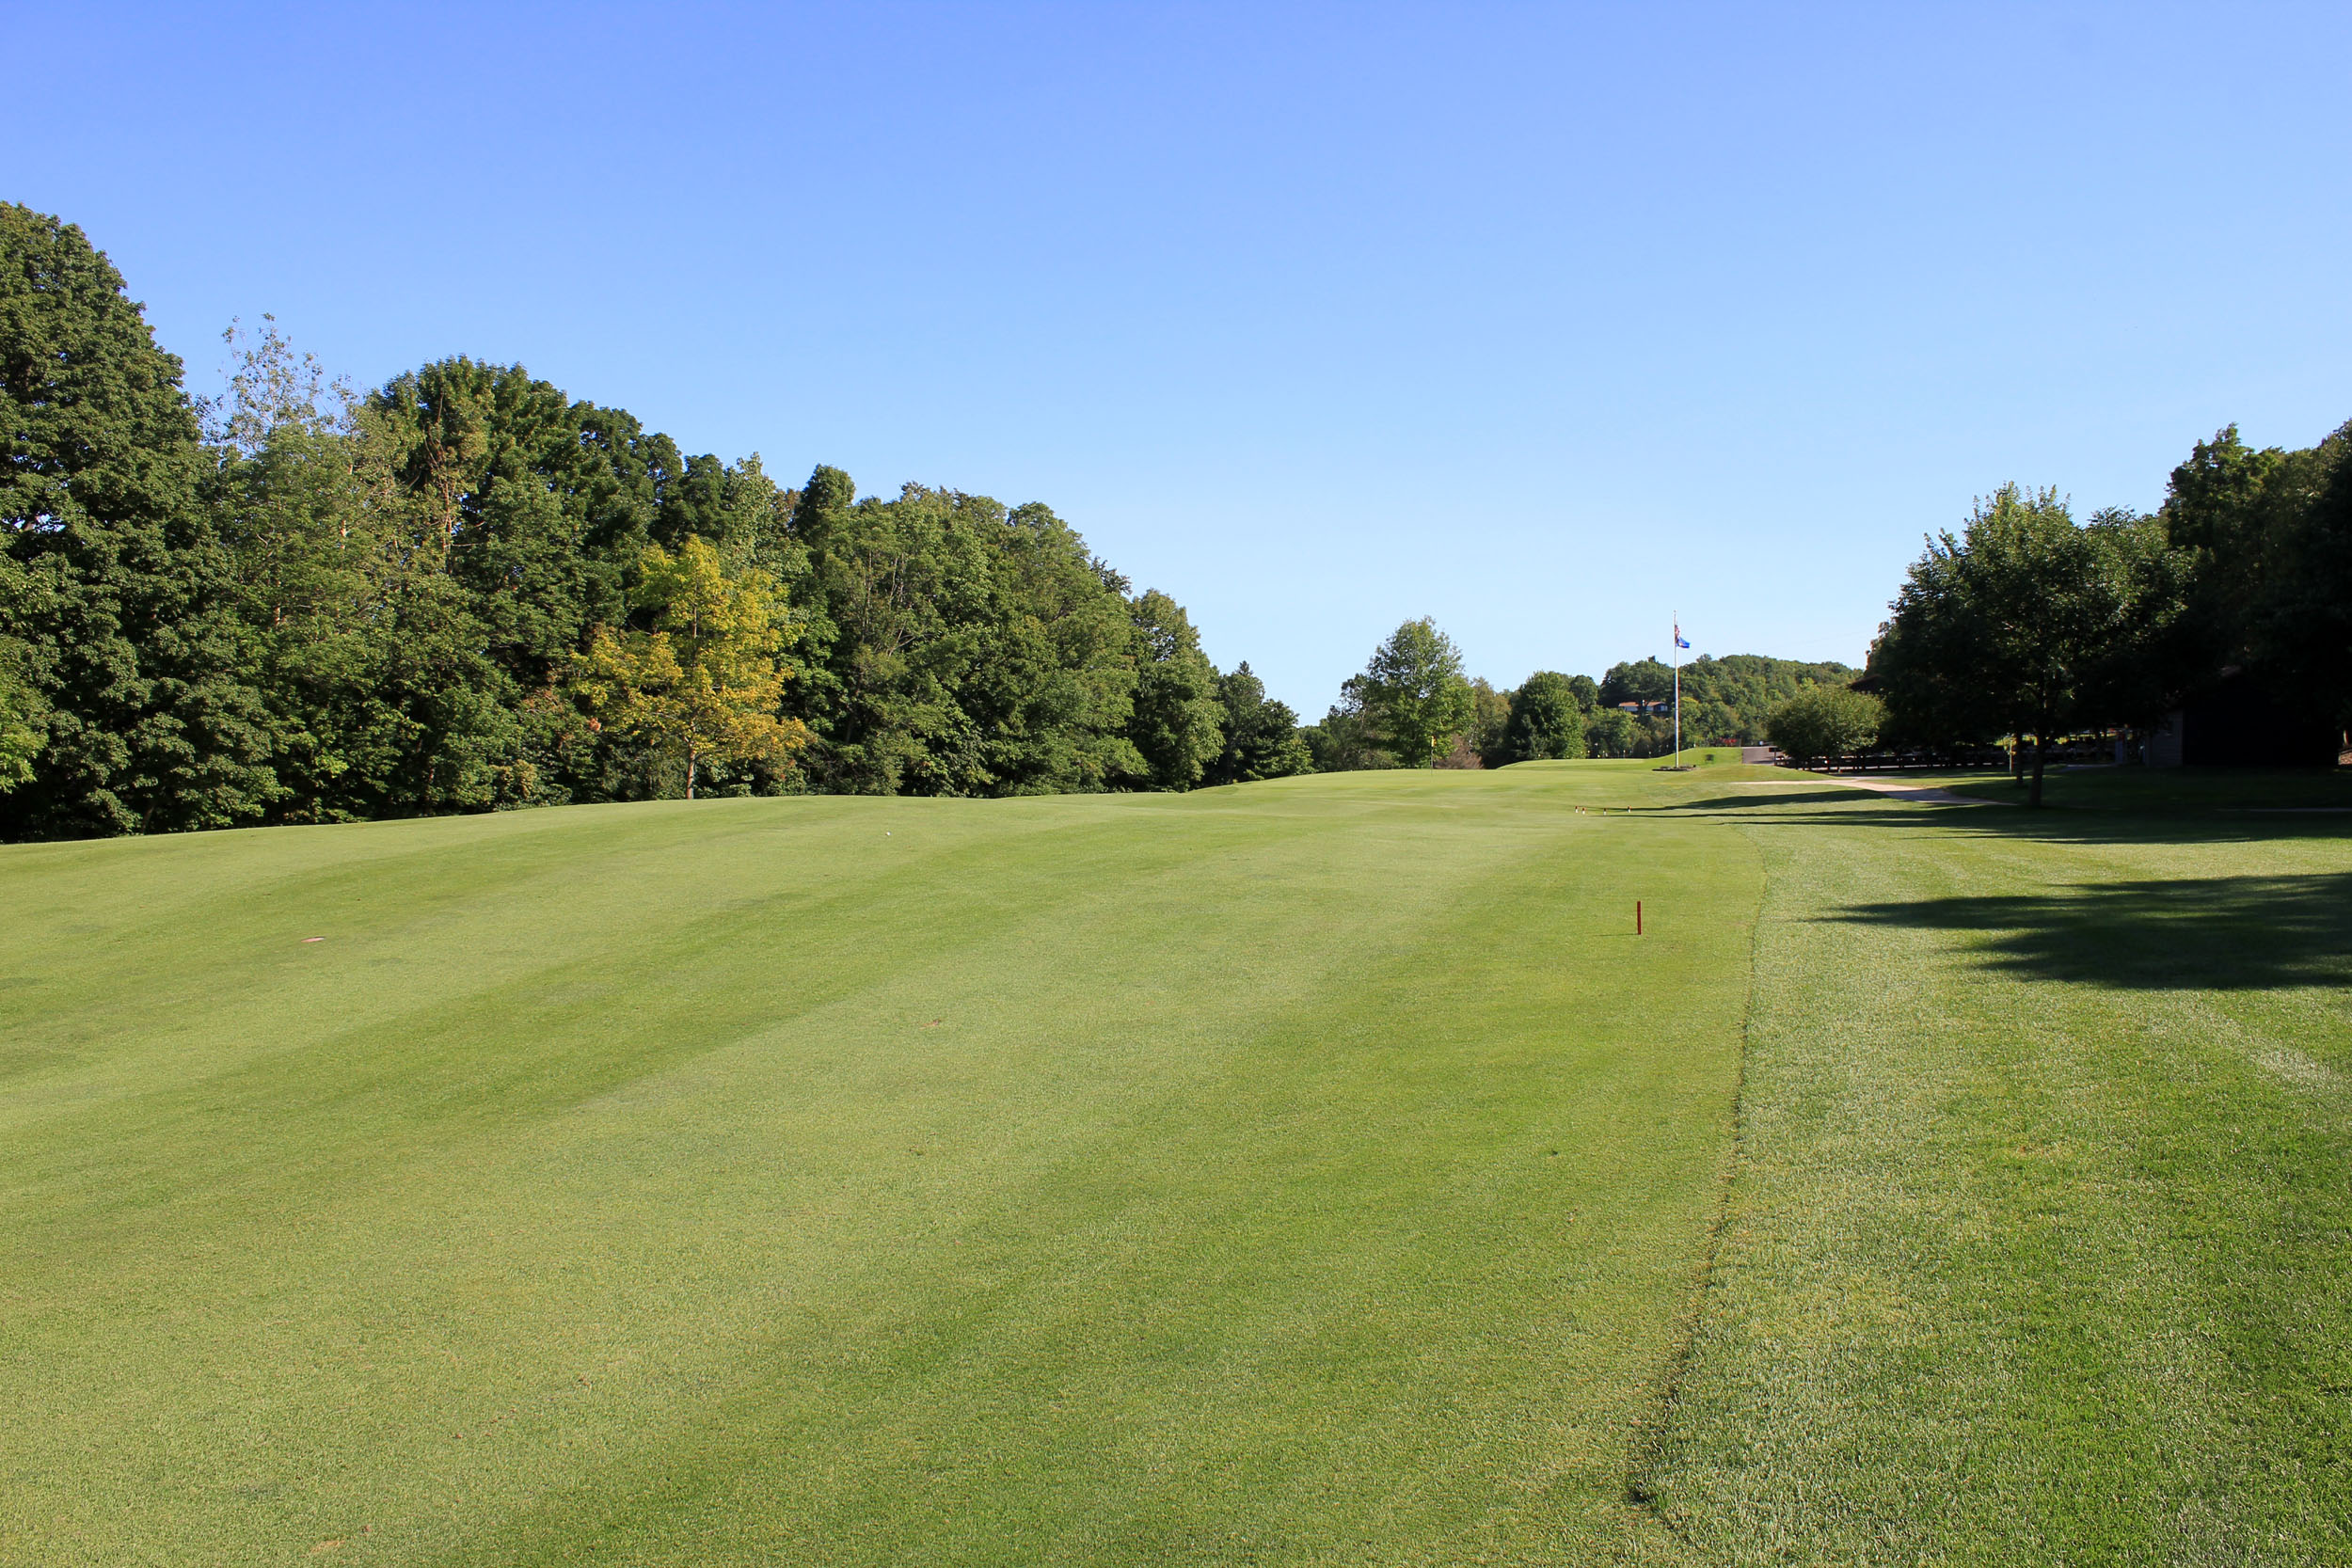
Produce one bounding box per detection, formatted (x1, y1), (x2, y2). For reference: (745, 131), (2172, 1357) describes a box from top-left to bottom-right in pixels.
(0, 204), (1326, 838)
(1866, 423), (2352, 805)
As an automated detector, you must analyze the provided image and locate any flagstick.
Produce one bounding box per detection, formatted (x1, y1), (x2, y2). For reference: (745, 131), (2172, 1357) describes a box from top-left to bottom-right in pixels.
(1672, 612), (1681, 761)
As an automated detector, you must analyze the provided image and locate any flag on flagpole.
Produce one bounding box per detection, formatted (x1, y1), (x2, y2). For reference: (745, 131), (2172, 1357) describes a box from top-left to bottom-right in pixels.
(1671, 619), (1685, 756)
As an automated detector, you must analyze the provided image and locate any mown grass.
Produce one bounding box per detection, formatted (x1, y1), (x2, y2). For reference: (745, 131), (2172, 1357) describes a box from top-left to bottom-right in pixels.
(10, 763), (2343, 1565)
(1642, 779), (2352, 1562)
(1652, 747), (1776, 771)
(1930, 765), (2352, 813)
(1, 767), (1761, 1566)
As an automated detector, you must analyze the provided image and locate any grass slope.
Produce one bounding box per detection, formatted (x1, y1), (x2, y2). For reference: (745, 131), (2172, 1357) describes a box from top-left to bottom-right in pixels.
(2, 767), (1760, 1566)
(1644, 779), (2352, 1562)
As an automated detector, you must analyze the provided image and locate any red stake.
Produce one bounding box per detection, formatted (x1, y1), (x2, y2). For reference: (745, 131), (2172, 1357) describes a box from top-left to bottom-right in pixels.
(1636, 899), (1644, 937)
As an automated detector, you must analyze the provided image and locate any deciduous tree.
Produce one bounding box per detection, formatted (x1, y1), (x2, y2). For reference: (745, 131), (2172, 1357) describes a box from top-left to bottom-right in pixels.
(0, 204), (278, 837)
(1871, 485), (2187, 806)
(1765, 685), (1883, 765)
(1584, 706), (1638, 758)
(1124, 589), (1222, 789)
(2233, 424), (2352, 729)
(571, 537), (809, 799)
(1360, 619), (1472, 768)
(1465, 677), (1513, 767)
(1500, 671), (1587, 761)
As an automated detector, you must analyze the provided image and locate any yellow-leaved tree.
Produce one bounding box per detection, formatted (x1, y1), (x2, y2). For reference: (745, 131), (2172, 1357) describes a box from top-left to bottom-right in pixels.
(571, 537), (811, 799)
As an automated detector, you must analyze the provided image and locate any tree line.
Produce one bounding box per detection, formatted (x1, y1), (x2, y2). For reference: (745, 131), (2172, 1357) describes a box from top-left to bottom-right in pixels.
(1859, 423), (2352, 804)
(1, 203), (1861, 841)
(1303, 619), (1852, 772)
(2, 204), (1338, 838)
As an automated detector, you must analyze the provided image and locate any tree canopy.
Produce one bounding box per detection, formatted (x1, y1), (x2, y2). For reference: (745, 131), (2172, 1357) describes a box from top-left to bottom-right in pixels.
(1766, 685), (1883, 765)
(571, 537), (810, 799)
(1868, 484), (2194, 804)
(2159, 422), (2352, 732)
(1498, 671), (1588, 762)
(1207, 662), (1312, 785)
(1, 204), (276, 837)
(1359, 619), (1473, 768)
(45, 198), (2321, 835)
(0, 204), (1314, 839)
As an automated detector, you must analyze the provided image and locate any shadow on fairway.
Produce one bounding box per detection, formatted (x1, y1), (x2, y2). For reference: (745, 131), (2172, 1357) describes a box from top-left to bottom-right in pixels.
(1665, 790), (2352, 851)
(1820, 871), (2352, 991)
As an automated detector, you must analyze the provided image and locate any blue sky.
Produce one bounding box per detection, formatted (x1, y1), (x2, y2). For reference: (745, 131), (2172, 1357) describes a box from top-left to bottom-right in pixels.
(9, 2), (2348, 712)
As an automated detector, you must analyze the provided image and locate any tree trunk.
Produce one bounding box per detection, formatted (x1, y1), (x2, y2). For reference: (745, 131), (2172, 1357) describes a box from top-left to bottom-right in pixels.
(2027, 732), (2047, 809)
(687, 744), (696, 801)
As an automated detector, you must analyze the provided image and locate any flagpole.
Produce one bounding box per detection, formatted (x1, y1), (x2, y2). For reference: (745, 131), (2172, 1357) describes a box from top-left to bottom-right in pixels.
(1672, 613), (1681, 761)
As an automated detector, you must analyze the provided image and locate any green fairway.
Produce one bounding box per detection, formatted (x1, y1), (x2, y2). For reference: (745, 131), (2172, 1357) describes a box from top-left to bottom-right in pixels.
(1, 767), (1761, 1566)
(9, 764), (2346, 1565)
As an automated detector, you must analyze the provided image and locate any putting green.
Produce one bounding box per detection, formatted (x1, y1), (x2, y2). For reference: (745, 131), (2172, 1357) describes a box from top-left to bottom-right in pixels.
(1, 766), (1761, 1565)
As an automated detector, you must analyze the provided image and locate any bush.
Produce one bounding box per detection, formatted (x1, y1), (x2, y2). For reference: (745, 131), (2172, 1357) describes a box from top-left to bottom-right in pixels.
(1766, 685), (1883, 763)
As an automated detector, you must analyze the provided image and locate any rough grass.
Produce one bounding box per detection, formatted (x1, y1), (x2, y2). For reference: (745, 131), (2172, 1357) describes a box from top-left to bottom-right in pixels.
(0, 767), (1760, 1566)
(1641, 781), (2352, 1562)
(1931, 765), (2352, 813)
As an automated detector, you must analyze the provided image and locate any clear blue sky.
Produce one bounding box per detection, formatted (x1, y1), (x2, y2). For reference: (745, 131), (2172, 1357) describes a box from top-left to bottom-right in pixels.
(9, 2), (2348, 712)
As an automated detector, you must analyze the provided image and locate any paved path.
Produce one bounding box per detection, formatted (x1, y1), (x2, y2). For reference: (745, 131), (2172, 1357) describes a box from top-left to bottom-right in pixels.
(1828, 775), (1998, 807)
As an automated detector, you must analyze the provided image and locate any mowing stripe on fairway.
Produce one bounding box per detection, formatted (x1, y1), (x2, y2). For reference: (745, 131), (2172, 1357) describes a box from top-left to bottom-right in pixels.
(1, 767), (1759, 1566)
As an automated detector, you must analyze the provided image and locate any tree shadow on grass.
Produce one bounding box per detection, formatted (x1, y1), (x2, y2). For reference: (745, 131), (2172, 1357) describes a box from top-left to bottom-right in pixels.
(1666, 790), (2352, 851)
(1819, 871), (2352, 991)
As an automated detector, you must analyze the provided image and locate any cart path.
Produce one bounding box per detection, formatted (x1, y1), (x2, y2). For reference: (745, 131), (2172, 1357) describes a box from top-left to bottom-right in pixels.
(1829, 775), (2000, 806)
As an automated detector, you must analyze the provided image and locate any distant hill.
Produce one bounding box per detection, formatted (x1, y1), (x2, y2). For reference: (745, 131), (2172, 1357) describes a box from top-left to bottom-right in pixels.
(1599, 654), (1857, 748)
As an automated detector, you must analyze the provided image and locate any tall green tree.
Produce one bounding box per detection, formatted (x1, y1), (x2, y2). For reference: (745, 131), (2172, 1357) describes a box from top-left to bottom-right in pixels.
(1584, 706), (1639, 758)
(1207, 661), (1311, 784)
(2162, 420), (2352, 732)
(1500, 671), (1588, 761)
(784, 480), (1133, 796)
(1359, 618), (1473, 768)
(2159, 423), (2295, 676)
(1464, 677), (1513, 767)
(0, 551), (44, 788)
(203, 316), (386, 821)
(2251, 425), (2352, 728)
(1863, 531), (2006, 754)
(788, 479), (991, 794)
(0, 204), (278, 838)
(1871, 484), (2186, 806)
(961, 500), (1141, 795)
(1124, 589), (1223, 789)
(219, 344), (565, 821)
(1598, 657), (1675, 708)
(1303, 676), (1391, 772)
